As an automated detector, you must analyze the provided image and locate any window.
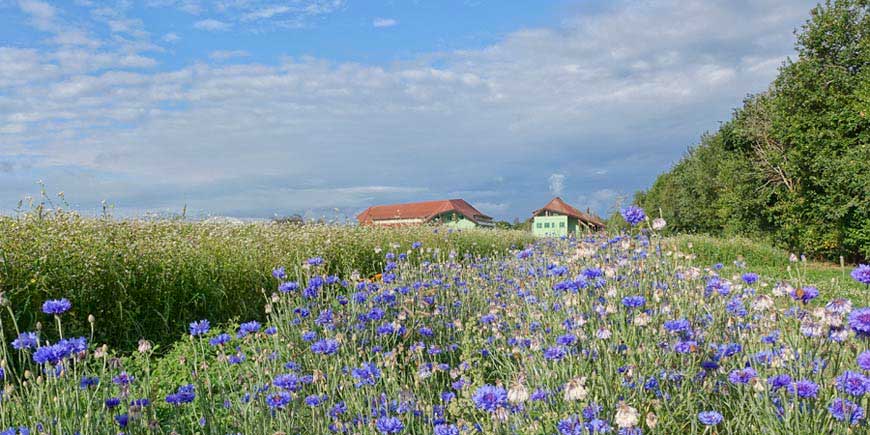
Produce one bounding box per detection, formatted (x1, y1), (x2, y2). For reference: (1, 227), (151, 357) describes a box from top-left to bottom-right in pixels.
(560, 222), (565, 228)
(536, 222), (542, 228)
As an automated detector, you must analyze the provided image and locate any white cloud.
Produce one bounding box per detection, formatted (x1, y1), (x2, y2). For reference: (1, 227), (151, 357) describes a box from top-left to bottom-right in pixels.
(548, 173), (566, 196)
(162, 32), (181, 43)
(194, 19), (231, 31)
(0, 0), (819, 218)
(209, 50), (250, 61)
(373, 18), (397, 28)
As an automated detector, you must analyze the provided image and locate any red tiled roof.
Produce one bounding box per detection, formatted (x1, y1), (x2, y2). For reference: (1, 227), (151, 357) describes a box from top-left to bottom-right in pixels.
(357, 199), (493, 225)
(532, 197), (605, 227)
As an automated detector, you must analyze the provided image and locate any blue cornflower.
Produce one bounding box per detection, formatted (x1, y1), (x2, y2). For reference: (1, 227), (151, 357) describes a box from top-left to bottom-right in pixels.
(851, 264), (870, 285)
(12, 332), (38, 350)
(351, 362), (381, 388)
(272, 266), (286, 280)
(189, 320), (210, 337)
(114, 414), (129, 428)
(311, 339), (340, 355)
(278, 281), (299, 293)
(472, 385), (507, 412)
(80, 376), (99, 389)
(793, 380), (819, 399)
(621, 296), (645, 309)
(829, 398), (865, 424)
(557, 415), (584, 435)
(376, 416), (404, 434)
(836, 371), (868, 397)
(790, 286), (819, 303)
(105, 397), (121, 409)
(741, 273), (759, 285)
(620, 205), (646, 226)
(663, 319), (690, 334)
(266, 391), (292, 409)
(237, 321), (261, 338)
(848, 308), (870, 337)
(166, 384), (195, 405)
(112, 372), (134, 386)
(304, 394), (326, 407)
(433, 424), (459, 435)
(543, 345), (567, 361)
(728, 367), (757, 385)
(307, 257), (324, 266)
(858, 351), (870, 371)
(42, 298), (71, 315)
(209, 333), (231, 347)
(698, 411), (723, 425)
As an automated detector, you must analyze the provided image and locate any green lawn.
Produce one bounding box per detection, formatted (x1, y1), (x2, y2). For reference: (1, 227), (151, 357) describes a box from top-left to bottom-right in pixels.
(662, 234), (868, 304)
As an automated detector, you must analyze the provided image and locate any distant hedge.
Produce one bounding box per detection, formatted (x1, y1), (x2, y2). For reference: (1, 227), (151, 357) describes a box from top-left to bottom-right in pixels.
(0, 212), (533, 352)
(637, 0), (870, 262)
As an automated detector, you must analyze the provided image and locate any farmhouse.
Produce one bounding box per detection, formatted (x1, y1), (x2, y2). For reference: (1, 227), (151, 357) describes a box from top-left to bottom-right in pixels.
(357, 199), (494, 229)
(532, 197), (605, 237)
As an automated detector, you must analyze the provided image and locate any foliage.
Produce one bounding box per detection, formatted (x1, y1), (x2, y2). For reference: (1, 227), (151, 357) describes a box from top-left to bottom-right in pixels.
(2, 227), (870, 433)
(0, 210), (533, 352)
(637, 0), (870, 261)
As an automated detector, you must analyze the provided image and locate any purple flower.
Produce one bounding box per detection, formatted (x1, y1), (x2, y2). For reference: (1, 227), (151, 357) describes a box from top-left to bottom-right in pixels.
(698, 411), (723, 425)
(849, 307), (870, 337)
(836, 371), (868, 397)
(434, 424), (459, 435)
(472, 385), (507, 412)
(278, 281), (299, 293)
(209, 333), (231, 347)
(728, 367), (757, 385)
(272, 266), (286, 280)
(790, 286), (819, 303)
(311, 339), (340, 355)
(351, 362), (381, 387)
(42, 298), (71, 315)
(189, 320), (210, 337)
(237, 321), (261, 338)
(621, 296), (646, 309)
(543, 345), (567, 361)
(166, 384), (195, 405)
(307, 257), (324, 266)
(741, 273), (759, 285)
(851, 264), (870, 285)
(557, 415), (584, 435)
(12, 332), (38, 350)
(829, 398), (865, 424)
(375, 416), (404, 434)
(620, 206), (646, 226)
(793, 380), (819, 399)
(112, 372), (134, 386)
(266, 391), (291, 409)
(858, 351), (870, 371)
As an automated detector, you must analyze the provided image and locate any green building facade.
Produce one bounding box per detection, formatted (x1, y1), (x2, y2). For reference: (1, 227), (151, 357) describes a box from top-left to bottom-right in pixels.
(531, 197), (605, 237)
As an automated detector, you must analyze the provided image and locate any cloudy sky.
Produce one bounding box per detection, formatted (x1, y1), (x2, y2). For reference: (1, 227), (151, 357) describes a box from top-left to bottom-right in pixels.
(0, 0), (817, 221)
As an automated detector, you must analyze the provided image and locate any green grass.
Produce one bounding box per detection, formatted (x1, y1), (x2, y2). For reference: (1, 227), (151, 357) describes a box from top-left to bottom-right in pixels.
(0, 212), (534, 352)
(663, 234), (868, 303)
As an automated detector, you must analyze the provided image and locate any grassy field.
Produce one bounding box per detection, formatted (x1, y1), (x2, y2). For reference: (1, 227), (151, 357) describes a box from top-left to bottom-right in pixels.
(0, 211), (534, 352)
(2, 226), (869, 433)
(664, 234), (868, 304)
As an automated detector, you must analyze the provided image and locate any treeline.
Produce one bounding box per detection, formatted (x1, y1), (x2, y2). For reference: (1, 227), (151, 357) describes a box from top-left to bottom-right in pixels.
(637, 0), (870, 262)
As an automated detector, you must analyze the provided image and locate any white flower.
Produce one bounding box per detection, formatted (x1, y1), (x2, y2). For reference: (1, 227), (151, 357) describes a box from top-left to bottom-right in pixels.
(652, 218), (667, 230)
(564, 377), (588, 401)
(614, 402), (639, 428)
(507, 382), (529, 404)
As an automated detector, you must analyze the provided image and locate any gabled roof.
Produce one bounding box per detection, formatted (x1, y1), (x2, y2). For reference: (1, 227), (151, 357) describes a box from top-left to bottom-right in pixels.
(532, 197), (605, 227)
(357, 199), (492, 225)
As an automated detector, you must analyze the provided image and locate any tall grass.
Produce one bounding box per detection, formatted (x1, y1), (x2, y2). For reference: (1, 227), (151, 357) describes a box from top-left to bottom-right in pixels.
(0, 211), (533, 352)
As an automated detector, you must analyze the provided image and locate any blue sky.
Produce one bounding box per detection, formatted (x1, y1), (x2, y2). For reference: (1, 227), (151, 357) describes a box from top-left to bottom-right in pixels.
(0, 0), (818, 221)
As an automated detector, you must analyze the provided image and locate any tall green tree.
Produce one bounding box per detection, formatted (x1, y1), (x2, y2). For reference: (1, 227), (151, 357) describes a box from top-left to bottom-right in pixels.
(639, 0), (870, 261)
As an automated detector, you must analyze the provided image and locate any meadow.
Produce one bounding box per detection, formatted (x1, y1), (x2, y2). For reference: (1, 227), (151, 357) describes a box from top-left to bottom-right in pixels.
(0, 208), (868, 434)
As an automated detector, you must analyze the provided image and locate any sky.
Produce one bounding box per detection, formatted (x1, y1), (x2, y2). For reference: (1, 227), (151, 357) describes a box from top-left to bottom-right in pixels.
(0, 0), (819, 222)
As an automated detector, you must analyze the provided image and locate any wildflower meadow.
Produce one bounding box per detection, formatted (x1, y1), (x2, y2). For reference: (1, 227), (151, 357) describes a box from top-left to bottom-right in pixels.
(0, 208), (868, 434)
